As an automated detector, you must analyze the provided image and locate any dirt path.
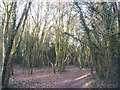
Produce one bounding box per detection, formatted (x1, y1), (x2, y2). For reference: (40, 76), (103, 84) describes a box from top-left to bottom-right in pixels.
(9, 65), (96, 88)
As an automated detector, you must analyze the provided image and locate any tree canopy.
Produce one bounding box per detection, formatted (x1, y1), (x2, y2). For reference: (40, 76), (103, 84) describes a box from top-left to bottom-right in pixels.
(0, 1), (119, 88)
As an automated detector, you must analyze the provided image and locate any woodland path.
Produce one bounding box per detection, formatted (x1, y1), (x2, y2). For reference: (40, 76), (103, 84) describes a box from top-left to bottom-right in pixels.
(9, 65), (97, 88)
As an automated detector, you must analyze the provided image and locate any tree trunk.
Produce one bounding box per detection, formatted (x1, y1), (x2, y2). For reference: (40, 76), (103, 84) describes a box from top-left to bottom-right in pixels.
(2, 2), (31, 87)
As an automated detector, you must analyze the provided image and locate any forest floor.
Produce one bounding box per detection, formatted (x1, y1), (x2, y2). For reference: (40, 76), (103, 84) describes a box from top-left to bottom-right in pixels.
(8, 65), (116, 88)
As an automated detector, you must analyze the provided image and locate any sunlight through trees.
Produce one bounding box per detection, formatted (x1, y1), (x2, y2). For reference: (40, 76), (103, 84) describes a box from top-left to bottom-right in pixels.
(0, 1), (119, 88)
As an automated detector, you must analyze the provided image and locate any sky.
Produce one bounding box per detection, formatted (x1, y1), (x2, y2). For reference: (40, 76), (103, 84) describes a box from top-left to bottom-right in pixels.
(0, 0), (120, 3)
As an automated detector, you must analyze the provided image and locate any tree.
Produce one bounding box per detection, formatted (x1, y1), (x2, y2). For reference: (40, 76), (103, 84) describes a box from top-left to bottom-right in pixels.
(2, 1), (31, 87)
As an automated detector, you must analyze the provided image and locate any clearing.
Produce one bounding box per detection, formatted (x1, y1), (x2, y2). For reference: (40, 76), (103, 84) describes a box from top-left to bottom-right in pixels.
(8, 65), (105, 88)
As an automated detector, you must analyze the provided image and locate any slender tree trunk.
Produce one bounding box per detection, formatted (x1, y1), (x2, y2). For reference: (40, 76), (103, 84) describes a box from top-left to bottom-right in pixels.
(117, 3), (120, 87)
(2, 2), (32, 87)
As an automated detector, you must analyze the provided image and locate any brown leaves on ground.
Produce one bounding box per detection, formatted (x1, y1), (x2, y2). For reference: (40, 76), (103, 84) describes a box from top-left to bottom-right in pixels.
(9, 65), (118, 88)
(8, 65), (100, 88)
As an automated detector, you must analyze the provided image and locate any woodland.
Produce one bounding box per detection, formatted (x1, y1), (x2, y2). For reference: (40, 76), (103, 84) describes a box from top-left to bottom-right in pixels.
(0, 1), (119, 88)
